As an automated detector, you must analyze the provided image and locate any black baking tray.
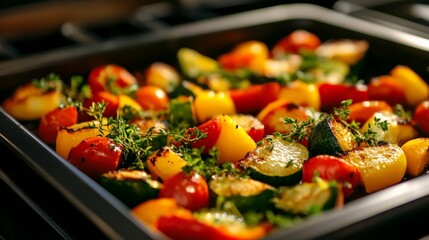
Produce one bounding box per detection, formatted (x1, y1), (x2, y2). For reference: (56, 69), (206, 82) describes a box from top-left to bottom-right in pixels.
(334, 0), (429, 39)
(2, 4), (429, 239)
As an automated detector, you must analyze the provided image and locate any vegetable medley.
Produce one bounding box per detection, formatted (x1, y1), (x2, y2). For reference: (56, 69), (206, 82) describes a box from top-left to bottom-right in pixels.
(3, 29), (429, 239)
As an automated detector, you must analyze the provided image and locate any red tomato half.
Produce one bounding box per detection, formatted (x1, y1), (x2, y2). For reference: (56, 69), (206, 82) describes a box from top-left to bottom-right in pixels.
(368, 75), (407, 106)
(272, 30), (321, 55)
(67, 136), (122, 178)
(302, 155), (361, 197)
(318, 83), (369, 112)
(229, 82), (281, 114)
(413, 100), (429, 135)
(88, 64), (137, 94)
(189, 117), (222, 153)
(38, 106), (78, 145)
(159, 172), (209, 211)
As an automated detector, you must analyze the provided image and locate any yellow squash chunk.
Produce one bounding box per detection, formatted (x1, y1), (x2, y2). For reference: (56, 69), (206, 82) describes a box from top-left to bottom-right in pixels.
(401, 138), (429, 177)
(360, 111), (418, 146)
(55, 119), (109, 160)
(278, 81), (321, 111)
(2, 83), (62, 121)
(214, 115), (256, 163)
(341, 143), (406, 193)
(390, 65), (429, 106)
(193, 91), (236, 123)
(147, 146), (187, 181)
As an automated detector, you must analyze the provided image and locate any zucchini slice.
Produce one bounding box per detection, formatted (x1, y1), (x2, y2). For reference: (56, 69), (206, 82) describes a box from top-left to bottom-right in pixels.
(209, 176), (275, 212)
(100, 169), (162, 208)
(238, 136), (308, 187)
(308, 116), (357, 157)
(274, 179), (342, 215)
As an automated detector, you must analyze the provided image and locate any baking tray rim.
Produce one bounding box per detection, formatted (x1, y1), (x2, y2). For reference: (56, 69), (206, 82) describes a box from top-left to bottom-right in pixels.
(1, 3), (429, 239)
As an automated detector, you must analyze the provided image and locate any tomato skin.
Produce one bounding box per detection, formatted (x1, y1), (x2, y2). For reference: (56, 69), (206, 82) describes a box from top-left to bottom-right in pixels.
(135, 85), (169, 110)
(272, 30), (321, 55)
(368, 75), (407, 106)
(302, 155), (361, 197)
(67, 136), (122, 178)
(318, 83), (369, 112)
(229, 82), (281, 114)
(159, 172), (209, 212)
(88, 64), (137, 94)
(348, 100), (393, 125)
(38, 106), (78, 145)
(81, 91), (119, 121)
(189, 117), (222, 152)
(413, 101), (429, 135)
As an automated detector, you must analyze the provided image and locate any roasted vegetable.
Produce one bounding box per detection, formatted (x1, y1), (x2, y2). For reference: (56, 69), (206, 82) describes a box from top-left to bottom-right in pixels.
(209, 175), (275, 212)
(147, 146), (187, 181)
(340, 143), (407, 193)
(308, 116), (357, 157)
(238, 136), (308, 187)
(100, 169), (162, 207)
(274, 178), (343, 215)
(401, 138), (429, 177)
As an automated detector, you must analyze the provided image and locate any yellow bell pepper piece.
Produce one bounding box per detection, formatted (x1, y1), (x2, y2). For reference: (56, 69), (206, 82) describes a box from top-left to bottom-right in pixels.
(390, 65), (429, 106)
(214, 115), (256, 163)
(341, 143), (406, 193)
(147, 146), (187, 181)
(401, 138), (429, 176)
(278, 81), (321, 111)
(2, 83), (62, 121)
(118, 94), (142, 113)
(56, 119), (109, 160)
(193, 90), (236, 123)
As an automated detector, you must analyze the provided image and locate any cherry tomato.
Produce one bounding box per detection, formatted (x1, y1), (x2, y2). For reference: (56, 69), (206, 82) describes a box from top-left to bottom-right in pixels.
(302, 155), (361, 197)
(188, 117), (222, 153)
(38, 106), (78, 145)
(159, 171), (209, 211)
(318, 83), (369, 112)
(348, 100), (393, 125)
(88, 64), (137, 94)
(368, 75), (407, 106)
(413, 100), (429, 135)
(229, 82), (281, 114)
(67, 136), (122, 178)
(272, 30), (321, 55)
(135, 85), (169, 110)
(80, 91), (119, 121)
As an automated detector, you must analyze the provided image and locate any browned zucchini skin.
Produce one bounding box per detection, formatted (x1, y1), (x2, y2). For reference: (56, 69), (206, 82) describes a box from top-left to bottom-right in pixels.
(100, 170), (162, 208)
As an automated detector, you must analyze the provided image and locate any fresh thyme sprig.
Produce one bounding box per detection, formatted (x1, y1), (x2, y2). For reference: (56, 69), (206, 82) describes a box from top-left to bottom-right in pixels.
(333, 100), (389, 146)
